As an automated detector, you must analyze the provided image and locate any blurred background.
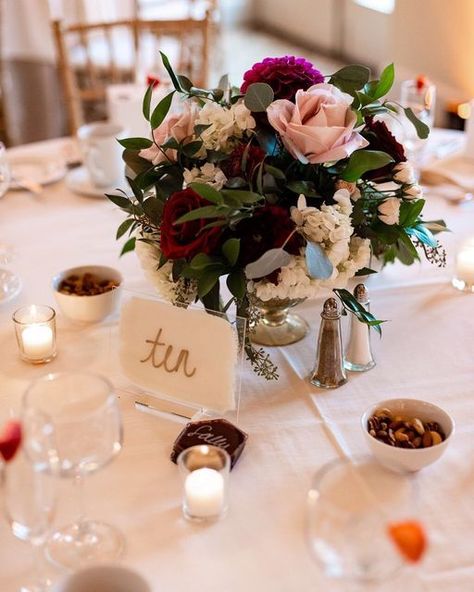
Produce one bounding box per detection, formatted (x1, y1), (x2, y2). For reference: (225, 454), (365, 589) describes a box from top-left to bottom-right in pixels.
(1, 0), (471, 146)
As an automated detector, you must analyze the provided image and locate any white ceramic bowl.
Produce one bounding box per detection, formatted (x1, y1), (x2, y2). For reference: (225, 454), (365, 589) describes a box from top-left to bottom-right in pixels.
(361, 398), (454, 473)
(53, 565), (151, 592)
(52, 265), (123, 323)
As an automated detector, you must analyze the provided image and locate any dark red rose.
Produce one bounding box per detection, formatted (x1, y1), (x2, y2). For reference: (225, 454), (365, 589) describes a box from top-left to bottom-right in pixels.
(236, 205), (302, 270)
(222, 143), (266, 179)
(160, 188), (222, 260)
(0, 420), (22, 462)
(363, 116), (406, 179)
(241, 56), (324, 103)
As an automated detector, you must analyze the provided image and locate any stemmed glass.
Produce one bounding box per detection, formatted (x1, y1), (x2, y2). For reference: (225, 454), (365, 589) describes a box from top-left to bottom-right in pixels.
(23, 372), (124, 570)
(2, 437), (57, 591)
(400, 78), (436, 169)
(0, 144), (22, 303)
(306, 456), (414, 591)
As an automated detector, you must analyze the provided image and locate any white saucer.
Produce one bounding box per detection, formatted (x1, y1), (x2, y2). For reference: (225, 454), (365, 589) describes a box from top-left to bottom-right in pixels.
(65, 166), (128, 198)
(8, 155), (66, 189)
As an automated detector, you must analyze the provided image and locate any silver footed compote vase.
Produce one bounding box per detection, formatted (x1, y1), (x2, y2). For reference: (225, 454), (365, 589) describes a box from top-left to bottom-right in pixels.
(251, 297), (309, 346)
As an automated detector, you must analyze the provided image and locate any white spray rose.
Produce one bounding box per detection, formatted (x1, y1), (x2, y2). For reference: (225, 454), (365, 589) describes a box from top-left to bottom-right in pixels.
(378, 197), (400, 225)
(393, 162), (416, 185)
(183, 163), (227, 190)
(403, 184), (423, 200)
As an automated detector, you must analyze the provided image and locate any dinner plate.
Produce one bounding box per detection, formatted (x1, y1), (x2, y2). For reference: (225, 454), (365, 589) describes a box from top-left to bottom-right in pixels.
(8, 154), (66, 189)
(65, 166), (128, 198)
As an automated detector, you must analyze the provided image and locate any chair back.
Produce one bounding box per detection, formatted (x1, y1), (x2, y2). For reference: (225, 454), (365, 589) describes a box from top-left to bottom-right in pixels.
(52, 14), (211, 135)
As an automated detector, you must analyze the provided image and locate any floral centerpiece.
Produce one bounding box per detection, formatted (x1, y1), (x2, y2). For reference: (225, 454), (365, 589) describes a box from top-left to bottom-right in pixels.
(109, 53), (446, 379)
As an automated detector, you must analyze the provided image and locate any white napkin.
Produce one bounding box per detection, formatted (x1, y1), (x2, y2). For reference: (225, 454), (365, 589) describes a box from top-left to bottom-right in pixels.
(420, 152), (474, 200)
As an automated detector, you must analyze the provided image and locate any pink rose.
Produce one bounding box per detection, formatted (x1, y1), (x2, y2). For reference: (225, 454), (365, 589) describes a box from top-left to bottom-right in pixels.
(267, 83), (369, 164)
(139, 101), (198, 165)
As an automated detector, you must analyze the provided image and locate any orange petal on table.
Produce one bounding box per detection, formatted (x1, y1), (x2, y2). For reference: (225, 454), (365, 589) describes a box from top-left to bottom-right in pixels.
(0, 420), (22, 462)
(388, 520), (427, 563)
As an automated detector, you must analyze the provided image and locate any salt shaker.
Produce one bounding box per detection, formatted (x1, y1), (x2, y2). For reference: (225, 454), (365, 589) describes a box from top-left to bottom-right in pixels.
(344, 284), (376, 372)
(310, 298), (347, 389)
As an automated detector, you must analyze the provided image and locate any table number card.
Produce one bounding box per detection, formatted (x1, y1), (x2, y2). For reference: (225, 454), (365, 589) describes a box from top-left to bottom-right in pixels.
(119, 296), (239, 413)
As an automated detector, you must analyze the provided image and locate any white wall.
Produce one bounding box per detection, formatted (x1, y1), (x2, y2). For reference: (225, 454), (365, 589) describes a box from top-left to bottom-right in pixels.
(253, 0), (338, 54)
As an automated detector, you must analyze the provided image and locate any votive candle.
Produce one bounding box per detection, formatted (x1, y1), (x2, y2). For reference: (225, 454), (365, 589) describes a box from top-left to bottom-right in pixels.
(453, 241), (474, 292)
(13, 305), (57, 363)
(178, 445), (230, 522)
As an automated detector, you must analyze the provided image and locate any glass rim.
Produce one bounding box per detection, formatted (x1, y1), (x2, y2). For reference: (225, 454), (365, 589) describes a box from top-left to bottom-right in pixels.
(177, 444), (231, 472)
(23, 371), (117, 422)
(12, 304), (56, 325)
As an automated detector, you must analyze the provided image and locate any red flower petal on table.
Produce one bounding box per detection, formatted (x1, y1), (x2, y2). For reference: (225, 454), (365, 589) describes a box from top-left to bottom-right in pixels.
(0, 420), (22, 462)
(388, 520), (427, 563)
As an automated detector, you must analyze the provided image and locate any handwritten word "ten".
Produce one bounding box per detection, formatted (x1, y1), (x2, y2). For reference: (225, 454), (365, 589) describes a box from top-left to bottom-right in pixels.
(140, 329), (196, 378)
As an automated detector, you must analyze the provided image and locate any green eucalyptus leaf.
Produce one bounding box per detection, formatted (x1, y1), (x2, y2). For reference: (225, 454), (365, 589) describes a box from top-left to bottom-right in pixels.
(116, 218), (134, 240)
(221, 189), (263, 204)
(194, 123), (212, 136)
(189, 182), (223, 204)
(399, 199), (425, 227)
(245, 248), (291, 279)
(177, 75), (193, 92)
(333, 288), (385, 336)
(126, 175), (144, 203)
(423, 219), (449, 234)
(120, 237), (136, 256)
(355, 267), (378, 276)
(244, 82), (274, 112)
(142, 197), (163, 222)
(226, 269), (246, 300)
(150, 91), (175, 129)
(373, 63), (395, 100)
(106, 193), (132, 210)
(218, 74), (229, 91)
(181, 140), (203, 157)
(341, 150), (394, 182)
(330, 65), (371, 94)
(174, 205), (222, 225)
(264, 164), (286, 180)
(404, 107), (430, 139)
(142, 84), (154, 121)
(118, 137), (153, 150)
(198, 268), (223, 298)
(287, 180), (319, 197)
(160, 51), (181, 92)
(222, 238), (240, 266)
(305, 242), (333, 279)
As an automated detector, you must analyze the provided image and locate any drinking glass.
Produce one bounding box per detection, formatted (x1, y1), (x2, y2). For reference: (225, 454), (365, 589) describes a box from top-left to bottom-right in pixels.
(306, 456), (414, 591)
(23, 372), (124, 570)
(0, 242), (22, 304)
(3, 447), (57, 591)
(400, 78), (436, 168)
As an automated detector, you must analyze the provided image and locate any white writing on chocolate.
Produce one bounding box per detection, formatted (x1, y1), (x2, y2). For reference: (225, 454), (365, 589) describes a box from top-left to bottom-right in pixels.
(140, 328), (197, 378)
(187, 425), (230, 449)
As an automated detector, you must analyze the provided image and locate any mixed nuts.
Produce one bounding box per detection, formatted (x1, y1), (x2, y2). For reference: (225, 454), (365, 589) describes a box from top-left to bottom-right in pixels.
(367, 407), (446, 449)
(58, 273), (119, 296)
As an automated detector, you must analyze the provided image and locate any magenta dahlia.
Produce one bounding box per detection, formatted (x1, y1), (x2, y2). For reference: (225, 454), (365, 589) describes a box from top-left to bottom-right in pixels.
(241, 56), (324, 102)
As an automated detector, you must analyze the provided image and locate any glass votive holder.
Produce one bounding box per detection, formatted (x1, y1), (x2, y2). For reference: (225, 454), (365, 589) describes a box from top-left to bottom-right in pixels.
(452, 241), (474, 293)
(13, 305), (57, 364)
(177, 445), (230, 523)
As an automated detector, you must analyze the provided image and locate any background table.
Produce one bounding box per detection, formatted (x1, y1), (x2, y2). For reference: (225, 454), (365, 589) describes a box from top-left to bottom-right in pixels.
(0, 133), (473, 591)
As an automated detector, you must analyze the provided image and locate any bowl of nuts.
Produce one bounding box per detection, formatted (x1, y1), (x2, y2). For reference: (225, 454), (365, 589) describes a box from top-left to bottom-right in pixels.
(361, 399), (454, 473)
(52, 265), (123, 322)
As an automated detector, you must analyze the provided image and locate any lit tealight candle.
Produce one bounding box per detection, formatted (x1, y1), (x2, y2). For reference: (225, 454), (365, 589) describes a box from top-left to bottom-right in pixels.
(184, 467), (225, 518)
(453, 242), (474, 292)
(21, 324), (54, 360)
(13, 305), (57, 363)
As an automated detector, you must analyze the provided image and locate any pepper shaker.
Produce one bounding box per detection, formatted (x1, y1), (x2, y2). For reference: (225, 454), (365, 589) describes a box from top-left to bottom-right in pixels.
(310, 297), (347, 389)
(344, 284), (376, 372)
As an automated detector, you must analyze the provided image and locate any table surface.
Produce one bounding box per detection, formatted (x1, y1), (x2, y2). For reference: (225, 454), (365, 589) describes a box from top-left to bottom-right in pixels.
(0, 131), (473, 592)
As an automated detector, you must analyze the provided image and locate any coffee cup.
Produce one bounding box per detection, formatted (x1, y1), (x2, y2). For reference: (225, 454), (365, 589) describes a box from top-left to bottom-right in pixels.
(53, 565), (151, 592)
(77, 122), (126, 188)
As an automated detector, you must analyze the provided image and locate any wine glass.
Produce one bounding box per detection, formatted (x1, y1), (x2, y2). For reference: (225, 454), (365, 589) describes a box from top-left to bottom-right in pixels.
(306, 456), (414, 591)
(23, 372), (124, 570)
(2, 444), (57, 591)
(0, 144), (22, 304)
(400, 78), (436, 170)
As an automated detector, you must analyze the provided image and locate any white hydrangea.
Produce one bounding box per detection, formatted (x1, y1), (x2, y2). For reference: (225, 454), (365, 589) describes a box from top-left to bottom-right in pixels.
(183, 163), (227, 190)
(248, 236), (370, 301)
(195, 100), (255, 153)
(135, 236), (196, 305)
(249, 189), (370, 301)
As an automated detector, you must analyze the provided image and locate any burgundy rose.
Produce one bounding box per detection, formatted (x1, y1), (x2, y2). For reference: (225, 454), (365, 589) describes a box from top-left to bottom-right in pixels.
(236, 205), (302, 270)
(241, 56), (324, 102)
(222, 142), (266, 179)
(363, 116), (406, 179)
(160, 188), (222, 260)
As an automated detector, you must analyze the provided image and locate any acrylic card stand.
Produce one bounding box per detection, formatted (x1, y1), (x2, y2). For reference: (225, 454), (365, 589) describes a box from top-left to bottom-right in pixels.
(109, 289), (245, 423)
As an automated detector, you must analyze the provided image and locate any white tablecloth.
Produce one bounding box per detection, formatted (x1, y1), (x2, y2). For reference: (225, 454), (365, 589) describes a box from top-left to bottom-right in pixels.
(0, 133), (473, 591)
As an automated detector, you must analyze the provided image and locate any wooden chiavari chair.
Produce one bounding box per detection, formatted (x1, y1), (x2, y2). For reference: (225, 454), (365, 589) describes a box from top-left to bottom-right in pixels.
(52, 13), (211, 135)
